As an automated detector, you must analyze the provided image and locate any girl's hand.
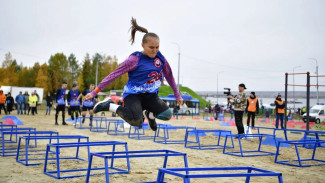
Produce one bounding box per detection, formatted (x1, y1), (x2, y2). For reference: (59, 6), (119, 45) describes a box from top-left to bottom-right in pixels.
(177, 98), (183, 106)
(83, 93), (94, 101)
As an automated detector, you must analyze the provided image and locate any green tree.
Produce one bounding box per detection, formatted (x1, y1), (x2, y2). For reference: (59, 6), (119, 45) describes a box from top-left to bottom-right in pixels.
(48, 53), (69, 92)
(67, 53), (80, 88)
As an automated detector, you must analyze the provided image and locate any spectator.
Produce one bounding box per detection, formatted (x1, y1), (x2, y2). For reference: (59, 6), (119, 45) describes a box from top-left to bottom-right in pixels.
(265, 109), (270, 120)
(28, 92), (38, 115)
(246, 91), (259, 128)
(275, 94), (285, 129)
(15, 91), (25, 115)
(24, 91), (29, 115)
(6, 93), (14, 114)
(34, 90), (39, 114)
(228, 83), (247, 136)
(46, 92), (53, 115)
(0, 89), (7, 115)
(214, 104), (220, 120)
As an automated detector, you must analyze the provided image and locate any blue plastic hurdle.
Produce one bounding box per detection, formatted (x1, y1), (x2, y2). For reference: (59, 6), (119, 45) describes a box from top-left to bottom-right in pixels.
(1, 127), (36, 143)
(1, 131), (58, 157)
(16, 135), (89, 166)
(223, 134), (277, 157)
(275, 140), (325, 167)
(73, 117), (104, 129)
(154, 124), (196, 144)
(89, 117), (110, 132)
(128, 124), (155, 140)
(152, 167), (283, 183)
(86, 149), (189, 183)
(185, 129), (234, 150)
(106, 119), (128, 135)
(43, 141), (128, 179)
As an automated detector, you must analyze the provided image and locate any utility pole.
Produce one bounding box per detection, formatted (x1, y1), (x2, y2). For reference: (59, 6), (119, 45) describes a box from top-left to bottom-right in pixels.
(172, 42), (181, 90)
(293, 65), (301, 112)
(309, 58), (319, 104)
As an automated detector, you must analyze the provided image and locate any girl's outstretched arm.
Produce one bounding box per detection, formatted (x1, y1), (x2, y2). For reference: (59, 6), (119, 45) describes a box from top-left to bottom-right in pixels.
(85, 55), (139, 100)
(163, 60), (183, 105)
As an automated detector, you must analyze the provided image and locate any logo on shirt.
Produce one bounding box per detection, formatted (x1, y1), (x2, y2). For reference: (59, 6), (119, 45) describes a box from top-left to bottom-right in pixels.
(153, 58), (162, 68)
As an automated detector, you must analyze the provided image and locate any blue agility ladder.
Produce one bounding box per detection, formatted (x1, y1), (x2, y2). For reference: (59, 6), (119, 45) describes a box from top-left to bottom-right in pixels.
(150, 167), (283, 183)
(43, 141), (128, 179)
(86, 149), (189, 183)
(16, 135), (89, 166)
(223, 134), (277, 157)
(275, 140), (325, 167)
(184, 129), (234, 150)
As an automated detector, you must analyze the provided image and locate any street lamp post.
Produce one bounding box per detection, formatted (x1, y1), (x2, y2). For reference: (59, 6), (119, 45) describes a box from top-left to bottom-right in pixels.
(293, 65), (301, 112)
(309, 58), (319, 104)
(217, 71), (224, 104)
(172, 42), (181, 89)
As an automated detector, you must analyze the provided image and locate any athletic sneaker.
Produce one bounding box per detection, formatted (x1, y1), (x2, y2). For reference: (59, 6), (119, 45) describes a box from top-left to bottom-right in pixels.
(62, 122), (68, 125)
(93, 97), (113, 114)
(144, 110), (157, 131)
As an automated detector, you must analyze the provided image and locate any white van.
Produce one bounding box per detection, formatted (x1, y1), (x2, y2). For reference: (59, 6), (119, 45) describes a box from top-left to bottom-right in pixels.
(302, 105), (325, 124)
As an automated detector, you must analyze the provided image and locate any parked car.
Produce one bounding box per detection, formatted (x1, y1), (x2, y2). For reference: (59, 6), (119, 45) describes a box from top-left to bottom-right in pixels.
(302, 105), (325, 124)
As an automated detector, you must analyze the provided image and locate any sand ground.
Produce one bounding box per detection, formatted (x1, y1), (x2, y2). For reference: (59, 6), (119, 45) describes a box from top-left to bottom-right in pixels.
(0, 111), (324, 183)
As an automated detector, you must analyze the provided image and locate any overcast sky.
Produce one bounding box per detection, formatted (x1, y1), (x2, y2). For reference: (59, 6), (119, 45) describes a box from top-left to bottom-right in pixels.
(1, 0), (324, 93)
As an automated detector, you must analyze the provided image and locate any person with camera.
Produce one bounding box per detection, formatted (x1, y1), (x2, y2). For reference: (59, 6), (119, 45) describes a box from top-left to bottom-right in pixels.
(274, 94), (285, 129)
(246, 91), (259, 129)
(228, 83), (248, 136)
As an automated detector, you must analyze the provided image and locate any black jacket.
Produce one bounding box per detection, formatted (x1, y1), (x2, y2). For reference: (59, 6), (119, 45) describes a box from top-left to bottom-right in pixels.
(46, 96), (53, 107)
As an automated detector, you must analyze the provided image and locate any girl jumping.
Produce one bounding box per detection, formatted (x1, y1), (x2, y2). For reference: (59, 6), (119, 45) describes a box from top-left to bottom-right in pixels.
(84, 18), (183, 131)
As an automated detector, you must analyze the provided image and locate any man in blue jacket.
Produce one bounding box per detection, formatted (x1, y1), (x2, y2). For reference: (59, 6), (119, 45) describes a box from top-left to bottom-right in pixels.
(15, 91), (25, 115)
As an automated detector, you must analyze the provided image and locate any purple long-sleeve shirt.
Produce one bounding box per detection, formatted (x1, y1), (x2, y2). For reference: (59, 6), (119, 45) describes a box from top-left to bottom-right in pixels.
(91, 53), (181, 100)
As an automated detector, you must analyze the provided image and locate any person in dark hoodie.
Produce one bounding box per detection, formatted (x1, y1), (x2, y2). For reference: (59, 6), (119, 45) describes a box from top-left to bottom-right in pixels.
(246, 91), (259, 128)
(274, 94), (285, 129)
(6, 93), (14, 114)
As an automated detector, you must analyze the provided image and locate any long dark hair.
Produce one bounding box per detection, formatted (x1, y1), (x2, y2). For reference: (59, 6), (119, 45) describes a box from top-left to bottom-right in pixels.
(129, 17), (159, 45)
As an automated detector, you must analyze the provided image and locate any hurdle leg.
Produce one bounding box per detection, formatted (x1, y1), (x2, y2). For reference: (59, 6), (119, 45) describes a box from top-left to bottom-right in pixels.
(311, 141), (317, 160)
(75, 138), (81, 159)
(278, 174), (284, 183)
(25, 139), (29, 165)
(136, 128), (140, 140)
(156, 169), (164, 183)
(104, 157), (110, 183)
(245, 168), (252, 183)
(197, 132), (201, 149)
(217, 131), (221, 146)
(184, 131), (189, 148)
(86, 154), (93, 183)
(160, 152), (169, 181)
(257, 136), (262, 152)
(223, 135), (228, 154)
(184, 154), (189, 175)
(294, 144), (302, 167)
(183, 177), (190, 183)
(110, 144), (116, 168)
(16, 137), (22, 162)
(56, 146), (61, 178)
(238, 137), (244, 157)
(274, 141), (281, 163)
(163, 127), (167, 144)
(43, 145), (50, 174)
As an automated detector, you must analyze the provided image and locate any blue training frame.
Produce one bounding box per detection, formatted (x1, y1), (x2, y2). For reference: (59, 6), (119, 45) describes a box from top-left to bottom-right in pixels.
(128, 125), (155, 140)
(150, 167), (283, 183)
(74, 117), (103, 130)
(16, 135), (89, 166)
(86, 149), (189, 183)
(154, 124), (196, 144)
(106, 119), (128, 135)
(275, 140), (325, 167)
(43, 141), (128, 179)
(184, 129), (235, 150)
(223, 134), (277, 157)
(1, 131), (58, 157)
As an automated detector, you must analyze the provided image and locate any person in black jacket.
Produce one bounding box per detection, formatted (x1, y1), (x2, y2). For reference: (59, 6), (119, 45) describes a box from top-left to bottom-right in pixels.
(46, 92), (53, 115)
(6, 93), (14, 114)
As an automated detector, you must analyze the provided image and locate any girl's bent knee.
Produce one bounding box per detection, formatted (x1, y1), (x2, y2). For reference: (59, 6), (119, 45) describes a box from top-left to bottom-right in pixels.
(156, 109), (172, 121)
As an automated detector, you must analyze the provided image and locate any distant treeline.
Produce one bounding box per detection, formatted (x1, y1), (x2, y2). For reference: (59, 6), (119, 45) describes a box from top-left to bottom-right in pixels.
(0, 52), (128, 95)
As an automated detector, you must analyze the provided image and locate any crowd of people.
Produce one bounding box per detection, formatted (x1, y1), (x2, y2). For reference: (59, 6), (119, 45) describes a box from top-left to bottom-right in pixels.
(0, 89), (40, 115)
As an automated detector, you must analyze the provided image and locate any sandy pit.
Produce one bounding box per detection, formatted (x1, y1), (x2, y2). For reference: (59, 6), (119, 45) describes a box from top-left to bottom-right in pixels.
(1, 111), (325, 183)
